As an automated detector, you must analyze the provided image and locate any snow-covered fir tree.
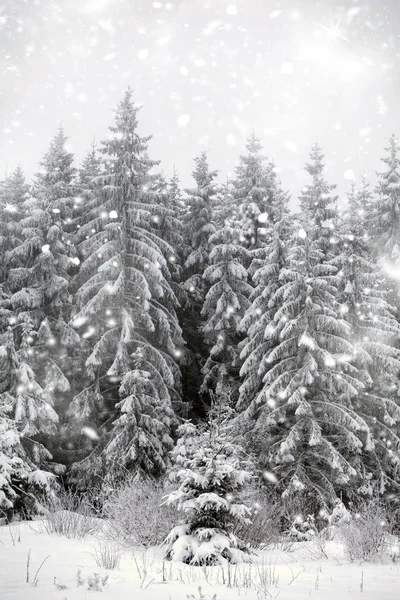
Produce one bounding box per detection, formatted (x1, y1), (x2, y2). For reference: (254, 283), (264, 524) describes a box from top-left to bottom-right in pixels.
(0, 166), (30, 285)
(332, 179), (400, 495)
(164, 395), (253, 565)
(0, 131), (78, 474)
(169, 167), (186, 223)
(19, 128), (78, 400)
(147, 172), (183, 286)
(0, 325), (57, 515)
(232, 133), (281, 249)
(237, 149), (375, 507)
(239, 225), (370, 506)
(182, 151), (218, 303)
(299, 143), (338, 254)
(59, 143), (104, 464)
(370, 135), (400, 306)
(201, 223), (252, 401)
(180, 152), (218, 417)
(238, 170), (292, 411)
(68, 89), (183, 485)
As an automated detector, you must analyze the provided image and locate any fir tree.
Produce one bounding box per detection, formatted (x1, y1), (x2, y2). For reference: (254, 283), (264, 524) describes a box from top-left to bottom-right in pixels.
(201, 224), (252, 401)
(68, 89), (183, 485)
(370, 135), (400, 297)
(58, 143), (103, 464)
(182, 152), (218, 303)
(0, 133), (77, 475)
(0, 325), (57, 515)
(332, 180), (400, 495)
(240, 225), (371, 506)
(8, 128), (79, 393)
(238, 192), (292, 411)
(164, 396), (253, 565)
(299, 143), (338, 254)
(232, 133), (280, 249)
(148, 172), (183, 285)
(180, 152), (218, 417)
(0, 166), (30, 286)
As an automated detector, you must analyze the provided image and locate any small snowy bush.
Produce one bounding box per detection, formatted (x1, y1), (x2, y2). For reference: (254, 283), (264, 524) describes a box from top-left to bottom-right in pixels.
(103, 474), (177, 547)
(89, 541), (123, 570)
(37, 488), (99, 538)
(287, 514), (317, 541)
(87, 572), (109, 591)
(337, 502), (389, 562)
(164, 406), (254, 566)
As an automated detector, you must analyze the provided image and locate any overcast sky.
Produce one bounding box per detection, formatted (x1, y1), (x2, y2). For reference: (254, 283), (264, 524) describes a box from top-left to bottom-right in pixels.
(1, 0), (399, 203)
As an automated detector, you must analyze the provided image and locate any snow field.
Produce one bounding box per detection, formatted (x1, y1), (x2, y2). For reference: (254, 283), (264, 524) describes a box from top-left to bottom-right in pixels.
(1, 521), (400, 599)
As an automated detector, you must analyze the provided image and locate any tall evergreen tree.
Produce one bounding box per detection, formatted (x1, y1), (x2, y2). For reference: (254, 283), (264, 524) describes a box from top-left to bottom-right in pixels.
(238, 187), (292, 411)
(238, 149), (370, 507)
(201, 224), (252, 401)
(182, 152), (218, 303)
(232, 133), (280, 249)
(370, 135), (400, 304)
(68, 89), (183, 485)
(299, 143), (338, 254)
(56, 143), (104, 464)
(0, 133), (77, 478)
(332, 180), (400, 494)
(0, 166), (30, 286)
(27, 129), (78, 429)
(242, 227), (370, 505)
(180, 152), (218, 417)
(0, 325), (57, 515)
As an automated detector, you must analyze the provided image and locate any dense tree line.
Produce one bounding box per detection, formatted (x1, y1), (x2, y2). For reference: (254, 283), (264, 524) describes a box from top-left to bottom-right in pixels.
(1, 89), (400, 517)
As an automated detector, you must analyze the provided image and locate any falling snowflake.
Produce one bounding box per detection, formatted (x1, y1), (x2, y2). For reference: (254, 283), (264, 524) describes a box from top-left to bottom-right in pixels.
(177, 114), (191, 127)
(81, 427), (100, 441)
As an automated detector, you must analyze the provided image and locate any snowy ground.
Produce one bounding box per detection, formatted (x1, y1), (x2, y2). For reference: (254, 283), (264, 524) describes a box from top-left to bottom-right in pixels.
(0, 520), (399, 599)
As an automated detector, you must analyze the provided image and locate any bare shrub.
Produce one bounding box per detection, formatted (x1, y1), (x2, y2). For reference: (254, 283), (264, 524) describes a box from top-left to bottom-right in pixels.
(337, 502), (389, 562)
(233, 488), (282, 549)
(87, 572), (109, 591)
(103, 474), (178, 548)
(36, 489), (99, 539)
(89, 541), (123, 570)
(299, 530), (329, 560)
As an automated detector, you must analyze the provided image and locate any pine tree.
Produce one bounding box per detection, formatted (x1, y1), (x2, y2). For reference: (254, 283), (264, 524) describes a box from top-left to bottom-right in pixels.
(68, 89), (183, 485)
(148, 172), (183, 285)
(238, 193), (292, 411)
(0, 325), (57, 515)
(164, 396), (253, 565)
(332, 179), (400, 495)
(0, 168), (59, 513)
(182, 152), (218, 303)
(201, 224), (252, 401)
(180, 152), (218, 417)
(242, 227), (372, 505)
(232, 133), (280, 249)
(17, 130), (78, 442)
(169, 168), (185, 221)
(7, 128), (79, 404)
(0, 135), (77, 480)
(0, 166), (30, 286)
(57, 143), (104, 465)
(237, 149), (371, 507)
(299, 143), (338, 254)
(370, 135), (400, 297)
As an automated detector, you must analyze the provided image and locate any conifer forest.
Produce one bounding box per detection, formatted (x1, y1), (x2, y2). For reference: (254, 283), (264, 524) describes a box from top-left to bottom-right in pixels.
(3, 1), (400, 595)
